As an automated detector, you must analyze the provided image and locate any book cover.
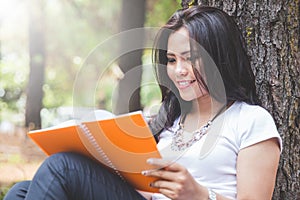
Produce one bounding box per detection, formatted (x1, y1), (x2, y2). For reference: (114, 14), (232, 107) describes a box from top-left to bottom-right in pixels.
(28, 110), (161, 192)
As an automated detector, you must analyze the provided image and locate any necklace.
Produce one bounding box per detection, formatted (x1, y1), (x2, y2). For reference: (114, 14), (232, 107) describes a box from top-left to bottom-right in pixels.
(171, 105), (226, 151)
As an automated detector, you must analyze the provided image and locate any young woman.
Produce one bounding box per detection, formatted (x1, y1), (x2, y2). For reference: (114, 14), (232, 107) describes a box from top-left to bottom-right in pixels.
(143, 6), (282, 200)
(4, 6), (281, 200)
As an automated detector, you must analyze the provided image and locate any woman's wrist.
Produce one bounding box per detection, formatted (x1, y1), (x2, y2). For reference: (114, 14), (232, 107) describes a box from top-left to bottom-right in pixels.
(198, 185), (216, 200)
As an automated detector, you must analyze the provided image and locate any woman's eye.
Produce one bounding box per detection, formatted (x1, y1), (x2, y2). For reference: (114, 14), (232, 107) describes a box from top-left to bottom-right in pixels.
(167, 58), (176, 63)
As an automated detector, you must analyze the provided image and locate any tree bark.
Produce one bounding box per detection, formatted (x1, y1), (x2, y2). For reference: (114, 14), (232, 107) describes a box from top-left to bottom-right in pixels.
(198, 0), (300, 199)
(25, 0), (46, 129)
(114, 0), (146, 114)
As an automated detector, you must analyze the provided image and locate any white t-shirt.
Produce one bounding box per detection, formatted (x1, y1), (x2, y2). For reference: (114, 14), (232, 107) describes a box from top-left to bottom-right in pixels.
(151, 101), (282, 200)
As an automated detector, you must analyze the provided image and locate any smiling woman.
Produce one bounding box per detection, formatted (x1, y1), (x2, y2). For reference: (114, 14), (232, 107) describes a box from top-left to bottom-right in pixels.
(3, 5), (282, 200)
(166, 27), (208, 102)
(149, 5), (282, 200)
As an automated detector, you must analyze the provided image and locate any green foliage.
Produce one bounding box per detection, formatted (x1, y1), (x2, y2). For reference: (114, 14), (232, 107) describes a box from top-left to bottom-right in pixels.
(0, 0), (180, 125)
(146, 0), (181, 27)
(43, 0), (121, 109)
(0, 58), (27, 123)
(140, 49), (162, 109)
(0, 186), (10, 200)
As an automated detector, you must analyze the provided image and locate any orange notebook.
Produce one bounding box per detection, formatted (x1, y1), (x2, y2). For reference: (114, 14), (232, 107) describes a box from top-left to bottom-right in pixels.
(28, 110), (161, 192)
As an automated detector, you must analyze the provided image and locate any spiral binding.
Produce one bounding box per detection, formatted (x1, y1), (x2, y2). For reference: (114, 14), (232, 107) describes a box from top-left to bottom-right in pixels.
(79, 124), (124, 181)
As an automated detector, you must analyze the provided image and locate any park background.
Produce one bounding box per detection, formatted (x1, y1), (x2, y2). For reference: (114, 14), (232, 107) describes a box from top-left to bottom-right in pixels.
(0, 0), (299, 199)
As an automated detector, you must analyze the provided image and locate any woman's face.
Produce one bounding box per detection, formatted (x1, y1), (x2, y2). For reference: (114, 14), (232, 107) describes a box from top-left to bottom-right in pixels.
(166, 27), (207, 102)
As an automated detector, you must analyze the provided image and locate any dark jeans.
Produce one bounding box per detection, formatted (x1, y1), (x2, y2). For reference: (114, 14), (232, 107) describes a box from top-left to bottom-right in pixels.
(4, 152), (146, 200)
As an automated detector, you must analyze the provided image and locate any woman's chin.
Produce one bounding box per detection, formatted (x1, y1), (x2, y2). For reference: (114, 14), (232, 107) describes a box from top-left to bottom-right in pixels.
(179, 92), (209, 102)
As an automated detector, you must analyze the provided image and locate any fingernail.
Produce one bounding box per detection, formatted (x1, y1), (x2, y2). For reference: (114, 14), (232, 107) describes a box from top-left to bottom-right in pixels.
(141, 170), (148, 175)
(147, 158), (153, 164)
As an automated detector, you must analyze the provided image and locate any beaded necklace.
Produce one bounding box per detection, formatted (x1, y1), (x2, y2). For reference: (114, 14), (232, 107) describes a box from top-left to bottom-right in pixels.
(171, 105), (226, 151)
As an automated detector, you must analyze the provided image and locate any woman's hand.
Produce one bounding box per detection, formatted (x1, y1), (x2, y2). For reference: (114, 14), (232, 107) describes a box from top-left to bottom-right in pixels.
(142, 158), (208, 200)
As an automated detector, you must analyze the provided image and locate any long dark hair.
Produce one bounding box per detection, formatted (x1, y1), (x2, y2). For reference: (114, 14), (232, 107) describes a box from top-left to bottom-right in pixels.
(150, 6), (259, 137)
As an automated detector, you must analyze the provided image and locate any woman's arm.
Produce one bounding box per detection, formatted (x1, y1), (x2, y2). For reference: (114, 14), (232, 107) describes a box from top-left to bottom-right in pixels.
(142, 159), (232, 200)
(142, 137), (280, 200)
(236, 138), (280, 200)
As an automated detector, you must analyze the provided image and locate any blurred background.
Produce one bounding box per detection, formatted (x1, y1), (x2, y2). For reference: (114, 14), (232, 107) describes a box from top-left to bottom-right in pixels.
(0, 0), (180, 130)
(0, 0), (180, 197)
(0, 0), (299, 199)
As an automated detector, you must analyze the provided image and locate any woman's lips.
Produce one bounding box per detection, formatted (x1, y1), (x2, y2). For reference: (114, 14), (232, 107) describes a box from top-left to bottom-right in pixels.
(176, 80), (196, 89)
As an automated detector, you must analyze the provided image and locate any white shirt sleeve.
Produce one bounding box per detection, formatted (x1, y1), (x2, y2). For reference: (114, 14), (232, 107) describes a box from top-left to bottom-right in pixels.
(237, 105), (282, 151)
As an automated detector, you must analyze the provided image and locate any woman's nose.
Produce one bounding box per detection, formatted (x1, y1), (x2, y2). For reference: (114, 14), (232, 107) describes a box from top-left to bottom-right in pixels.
(175, 61), (188, 76)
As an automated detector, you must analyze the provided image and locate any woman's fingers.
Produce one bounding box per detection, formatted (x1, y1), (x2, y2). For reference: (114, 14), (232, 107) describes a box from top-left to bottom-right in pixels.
(142, 168), (175, 181)
(142, 158), (189, 184)
(142, 158), (200, 199)
(142, 158), (180, 180)
(146, 158), (184, 172)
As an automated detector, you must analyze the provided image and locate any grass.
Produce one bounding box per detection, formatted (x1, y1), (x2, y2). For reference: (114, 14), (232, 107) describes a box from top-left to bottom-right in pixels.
(0, 185), (12, 200)
(0, 133), (46, 200)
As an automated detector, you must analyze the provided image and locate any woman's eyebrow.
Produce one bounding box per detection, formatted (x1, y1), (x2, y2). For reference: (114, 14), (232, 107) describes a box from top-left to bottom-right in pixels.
(166, 50), (190, 56)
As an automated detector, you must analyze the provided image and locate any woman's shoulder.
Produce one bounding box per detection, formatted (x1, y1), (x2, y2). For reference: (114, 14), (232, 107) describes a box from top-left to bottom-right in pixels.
(228, 101), (282, 151)
(229, 101), (273, 120)
(226, 101), (278, 134)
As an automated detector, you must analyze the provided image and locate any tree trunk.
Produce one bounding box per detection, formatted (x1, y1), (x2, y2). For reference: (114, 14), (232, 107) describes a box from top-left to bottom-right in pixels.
(25, 0), (46, 129)
(199, 0), (300, 199)
(114, 0), (146, 114)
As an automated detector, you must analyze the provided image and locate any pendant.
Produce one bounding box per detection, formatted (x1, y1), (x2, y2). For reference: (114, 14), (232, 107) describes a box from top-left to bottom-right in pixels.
(171, 121), (212, 151)
(170, 104), (226, 151)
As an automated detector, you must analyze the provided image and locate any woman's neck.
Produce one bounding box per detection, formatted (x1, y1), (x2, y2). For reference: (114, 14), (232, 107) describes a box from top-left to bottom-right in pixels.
(183, 95), (225, 132)
(190, 94), (214, 117)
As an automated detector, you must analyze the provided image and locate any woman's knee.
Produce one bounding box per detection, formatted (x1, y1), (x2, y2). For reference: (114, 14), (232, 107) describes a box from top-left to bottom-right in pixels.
(32, 152), (92, 182)
(4, 181), (31, 200)
(44, 152), (90, 170)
